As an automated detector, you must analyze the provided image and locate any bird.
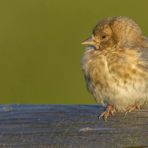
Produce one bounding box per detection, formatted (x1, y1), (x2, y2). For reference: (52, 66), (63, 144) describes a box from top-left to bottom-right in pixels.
(81, 16), (148, 121)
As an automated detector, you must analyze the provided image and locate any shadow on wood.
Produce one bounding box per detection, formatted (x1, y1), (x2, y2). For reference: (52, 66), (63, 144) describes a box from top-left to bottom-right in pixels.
(0, 105), (147, 147)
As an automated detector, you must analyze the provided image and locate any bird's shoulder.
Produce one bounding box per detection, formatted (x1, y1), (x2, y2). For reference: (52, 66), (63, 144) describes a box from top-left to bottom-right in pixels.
(103, 47), (144, 79)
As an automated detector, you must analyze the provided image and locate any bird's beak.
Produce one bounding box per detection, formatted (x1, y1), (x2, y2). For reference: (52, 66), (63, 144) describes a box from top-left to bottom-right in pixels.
(81, 35), (95, 45)
(81, 35), (100, 49)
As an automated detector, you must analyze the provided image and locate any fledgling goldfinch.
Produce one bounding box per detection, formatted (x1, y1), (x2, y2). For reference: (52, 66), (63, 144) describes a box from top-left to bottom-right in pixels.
(81, 16), (148, 120)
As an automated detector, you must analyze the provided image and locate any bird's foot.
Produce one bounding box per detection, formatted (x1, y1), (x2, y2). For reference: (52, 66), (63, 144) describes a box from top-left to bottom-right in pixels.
(98, 104), (115, 121)
(125, 104), (141, 116)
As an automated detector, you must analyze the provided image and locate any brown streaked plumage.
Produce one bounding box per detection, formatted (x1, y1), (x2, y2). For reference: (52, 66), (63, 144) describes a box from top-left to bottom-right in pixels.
(81, 16), (148, 121)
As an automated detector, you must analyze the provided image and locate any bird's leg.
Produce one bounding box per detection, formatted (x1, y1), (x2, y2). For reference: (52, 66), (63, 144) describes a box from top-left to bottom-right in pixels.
(125, 104), (141, 116)
(98, 104), (116, 121)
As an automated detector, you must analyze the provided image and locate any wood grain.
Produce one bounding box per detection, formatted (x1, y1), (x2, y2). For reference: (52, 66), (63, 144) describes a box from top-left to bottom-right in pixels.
(0, 105), (147, 148)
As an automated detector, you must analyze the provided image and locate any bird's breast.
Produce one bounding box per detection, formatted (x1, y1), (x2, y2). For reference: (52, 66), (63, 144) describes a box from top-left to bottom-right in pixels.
(81, 48), (111, 103)
(81, 48), (111, 87)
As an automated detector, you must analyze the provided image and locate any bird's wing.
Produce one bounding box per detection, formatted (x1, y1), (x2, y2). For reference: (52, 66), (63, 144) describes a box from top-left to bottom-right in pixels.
(142, 36), (148, 48)
(138, 47), (148, 71)
(134, 36), (148, 70)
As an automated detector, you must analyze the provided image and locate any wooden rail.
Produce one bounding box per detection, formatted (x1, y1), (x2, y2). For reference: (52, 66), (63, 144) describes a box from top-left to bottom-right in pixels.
(0, 105), (147, 147)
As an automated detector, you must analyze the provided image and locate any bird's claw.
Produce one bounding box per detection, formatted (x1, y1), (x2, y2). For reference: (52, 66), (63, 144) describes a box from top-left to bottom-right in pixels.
(98, 105), (115, 121)
(125, 104), (141, 116)
(98, 111), (110, 121)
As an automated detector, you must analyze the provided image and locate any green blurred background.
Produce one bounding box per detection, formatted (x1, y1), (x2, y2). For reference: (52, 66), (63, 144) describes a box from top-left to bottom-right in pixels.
(0, 0), (148, 103)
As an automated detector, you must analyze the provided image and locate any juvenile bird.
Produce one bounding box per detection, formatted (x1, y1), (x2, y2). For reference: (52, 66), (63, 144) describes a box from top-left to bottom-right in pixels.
(81, 16), (148, 120)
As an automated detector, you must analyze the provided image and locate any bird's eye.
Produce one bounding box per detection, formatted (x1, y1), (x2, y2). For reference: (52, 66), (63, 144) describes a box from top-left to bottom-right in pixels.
(102, 35), (106, 39)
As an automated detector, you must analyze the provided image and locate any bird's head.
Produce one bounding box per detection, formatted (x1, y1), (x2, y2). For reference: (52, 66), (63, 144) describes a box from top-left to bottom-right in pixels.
(82, 16), (142, 50)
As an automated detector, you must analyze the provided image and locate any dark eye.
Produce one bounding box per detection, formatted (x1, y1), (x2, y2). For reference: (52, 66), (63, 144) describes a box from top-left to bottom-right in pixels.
(102, 35), (106, 39)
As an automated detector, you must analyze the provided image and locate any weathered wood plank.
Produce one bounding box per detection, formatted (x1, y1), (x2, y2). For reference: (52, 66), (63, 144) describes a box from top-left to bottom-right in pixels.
(0, 105), (147, 148)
